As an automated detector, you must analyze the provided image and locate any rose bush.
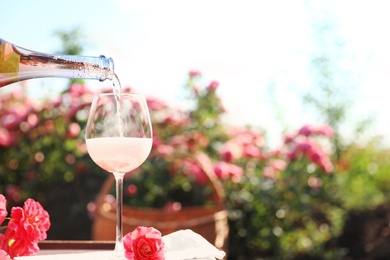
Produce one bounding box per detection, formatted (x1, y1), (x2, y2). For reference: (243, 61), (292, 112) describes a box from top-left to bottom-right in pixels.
(123, 226), (165, 260)
(3, 71), (390, 258)
(0, 84), (114, 240)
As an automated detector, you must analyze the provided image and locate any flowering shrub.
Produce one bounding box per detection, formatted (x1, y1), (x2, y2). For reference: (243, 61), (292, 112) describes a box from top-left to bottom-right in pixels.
(103, 72), (344, 258)
(222, 123), (343, 258)
(0, 194), (50, 259)
(0, 84), (117, 239)
(124, 226), (165, 260)
(3, 72), (390, 258)
(119, 71), (230, 209)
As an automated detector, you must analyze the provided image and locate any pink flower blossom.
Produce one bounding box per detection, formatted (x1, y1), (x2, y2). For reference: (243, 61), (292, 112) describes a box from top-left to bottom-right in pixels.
(214, 161), (230, 180)
(0, 249), (11, 260)
(0, 128), (15, 147)
(155, 144), (174, 156)
(228, 164), (244, 183)
(269, 159), (287, 172)
(214, 161), (243, 182)
(2, 114), (18, 129)
(242, 144), (263, 159)
(283, 132), (295, 144)
(123, 226), (165, 260)
(0, 199), (50, 258)
(297, 124), (334, 138)
(67, 84), (93, 98)
(146, 97), (168, 112)
(26, 113), (39, 128)
(10, 198), (50, 240)
(0, 195), (7, 226)
(219, 141), (243, 162)
(187, 159), (208, 184)
(0, 227), (39, 258)
(297, 124), (315, 136)
(286, 138), (334, 174)
(67, 122), (81, 138)
(263, 166), (276, 179)
(188, 70), (201, 78)
(314, 124), (334, 138)
(207, 81), (219, 92)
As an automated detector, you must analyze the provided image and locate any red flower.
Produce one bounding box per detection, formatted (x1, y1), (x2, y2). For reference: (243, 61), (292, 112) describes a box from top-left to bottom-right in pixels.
(19, 199), (51, 240)
(123, 226), (165, 260)
(0, 195), (7, 226)
(0, 228), (39, 258)
(0, 198), (50, 258)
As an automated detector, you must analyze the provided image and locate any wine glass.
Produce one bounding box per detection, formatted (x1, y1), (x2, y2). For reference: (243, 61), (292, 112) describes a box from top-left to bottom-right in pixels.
(85, 93), (152, 259)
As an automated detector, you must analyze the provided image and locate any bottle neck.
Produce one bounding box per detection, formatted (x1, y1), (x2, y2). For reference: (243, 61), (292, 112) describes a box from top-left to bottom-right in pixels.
(17, 50), (115, 81)
(0, 38), (115, 87)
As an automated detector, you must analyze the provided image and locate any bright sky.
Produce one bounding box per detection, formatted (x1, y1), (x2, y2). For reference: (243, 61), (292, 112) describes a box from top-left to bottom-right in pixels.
(1, 0), (390, 147)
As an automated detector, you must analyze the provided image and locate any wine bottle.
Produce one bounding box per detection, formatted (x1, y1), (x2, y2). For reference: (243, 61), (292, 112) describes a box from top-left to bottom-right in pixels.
(0, 38), (114, 88)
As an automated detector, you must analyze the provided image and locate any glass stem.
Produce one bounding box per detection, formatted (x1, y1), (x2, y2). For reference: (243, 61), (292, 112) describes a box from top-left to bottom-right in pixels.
(113, 172), (125, 256)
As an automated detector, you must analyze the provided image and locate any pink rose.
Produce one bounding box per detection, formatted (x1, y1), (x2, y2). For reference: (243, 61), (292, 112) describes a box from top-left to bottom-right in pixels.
(207, 81), (219, 92)
(269, 159), (287, 172)
(188, 70), (201, 77)
(0, 128), (15, 148)
(297, 124), (315, 136)
(124, 226), (165, 260)
(219, 141), (243, 162)
(213, 161), (230, 180)
(20, 198), (51, 240)
(0, 198), (50, 258)
(242, 144), (263, 158)
(0, 249), (11, 260)
(214, 161), (243, 182)
(0, 195), (7, 226)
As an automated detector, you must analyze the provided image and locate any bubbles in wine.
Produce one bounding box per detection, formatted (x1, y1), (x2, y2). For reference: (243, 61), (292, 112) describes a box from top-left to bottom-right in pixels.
(111, 73), (124, 137)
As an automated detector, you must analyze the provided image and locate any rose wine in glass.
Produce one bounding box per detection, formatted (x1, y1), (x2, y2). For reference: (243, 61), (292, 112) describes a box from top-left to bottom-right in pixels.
(85, 92), (152, 259)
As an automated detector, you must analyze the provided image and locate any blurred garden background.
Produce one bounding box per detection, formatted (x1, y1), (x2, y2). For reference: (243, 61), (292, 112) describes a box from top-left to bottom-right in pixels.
(2, 1), (390, 259)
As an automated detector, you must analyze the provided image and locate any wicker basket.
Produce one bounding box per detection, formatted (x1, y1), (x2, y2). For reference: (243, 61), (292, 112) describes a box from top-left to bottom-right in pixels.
(91, 154), (229, 251)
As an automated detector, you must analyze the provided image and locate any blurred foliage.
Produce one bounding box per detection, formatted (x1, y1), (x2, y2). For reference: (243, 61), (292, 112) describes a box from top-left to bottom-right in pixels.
(0, 84), (109, 239)
(2, 28), (390, 259)
(2, 72), (390, 258)
(53, 26), (85, 56)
